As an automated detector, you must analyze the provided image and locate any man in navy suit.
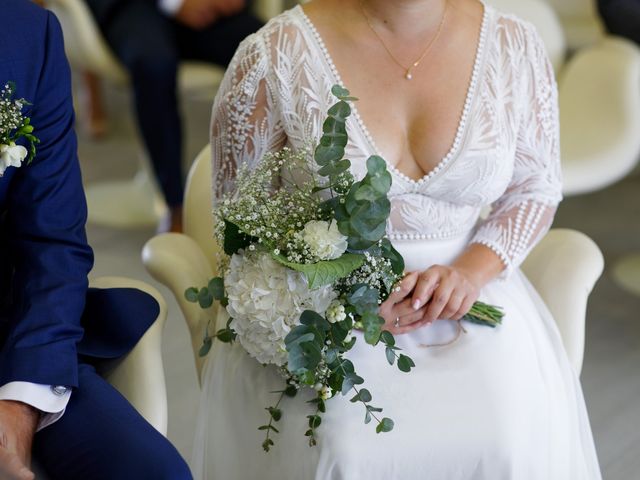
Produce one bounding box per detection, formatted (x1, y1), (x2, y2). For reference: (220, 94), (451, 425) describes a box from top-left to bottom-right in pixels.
(0, 1), (191, 478)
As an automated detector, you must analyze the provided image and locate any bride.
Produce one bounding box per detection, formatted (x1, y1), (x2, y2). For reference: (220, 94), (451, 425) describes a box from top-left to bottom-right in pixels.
(193, 0), (602, 478)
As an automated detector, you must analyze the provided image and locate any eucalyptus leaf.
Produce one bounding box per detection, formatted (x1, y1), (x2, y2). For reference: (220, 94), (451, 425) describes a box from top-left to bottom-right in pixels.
(273, 253), (365, 289)
(314, 145), (344, 166)
(350, 388), (372, 403)
(364, 410), (372, 424)
(331, 85), (350, 98)
(385, 347), (396, 366)
(267, 407), (282, 421)
(341, 373), (365, 395)
(361, 312), (384, 345)
(398, 354), (416, 373)
(199, 337), (212, 357)
(347, 284), (380, 315)
(307, 415), (322, 429)
(300, 310), (331, 332)
(380, 239), (405, 275)
(215, 328), (235, 343)
(208, 277), (225, 300)
(185, 287), (199, 303)
(380, 330), (395, 346)
(197, 287), (213, 309)
(376, 417), (394, 433)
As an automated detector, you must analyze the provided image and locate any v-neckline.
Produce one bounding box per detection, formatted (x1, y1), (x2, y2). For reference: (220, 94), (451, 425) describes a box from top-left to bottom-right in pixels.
(297, 2), (491, 187)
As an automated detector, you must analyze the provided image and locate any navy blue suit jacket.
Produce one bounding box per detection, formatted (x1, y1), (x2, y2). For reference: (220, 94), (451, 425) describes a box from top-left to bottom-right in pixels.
(0, 0), (157, 389)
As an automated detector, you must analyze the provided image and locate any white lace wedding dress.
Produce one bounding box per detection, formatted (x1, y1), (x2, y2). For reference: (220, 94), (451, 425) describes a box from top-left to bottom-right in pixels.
(193, 4), (601, 479)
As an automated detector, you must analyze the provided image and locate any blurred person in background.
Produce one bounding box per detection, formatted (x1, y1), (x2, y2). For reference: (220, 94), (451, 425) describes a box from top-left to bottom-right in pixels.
(598, 0), (640, 43)
(84, 0), (263, 232)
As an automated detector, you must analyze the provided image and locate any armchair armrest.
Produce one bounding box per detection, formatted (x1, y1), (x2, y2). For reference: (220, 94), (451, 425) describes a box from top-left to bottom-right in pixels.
(521, 229), (604, 374)
(142, 233), (215, 382)
(89, 276), (168, 435)
(559, 37), (640, 195)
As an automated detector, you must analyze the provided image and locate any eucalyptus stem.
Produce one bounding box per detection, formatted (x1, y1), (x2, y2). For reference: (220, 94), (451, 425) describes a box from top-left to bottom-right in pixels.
(259, 389), (286, 452)
(350, 384), (382, 425)
(305, 399), (323, 447)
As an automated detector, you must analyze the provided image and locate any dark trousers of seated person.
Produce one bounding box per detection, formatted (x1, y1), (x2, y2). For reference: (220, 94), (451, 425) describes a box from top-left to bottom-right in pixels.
(598, 0), (640, 44)
(90, 1), (263, 208)
(33, 362), (192, 480)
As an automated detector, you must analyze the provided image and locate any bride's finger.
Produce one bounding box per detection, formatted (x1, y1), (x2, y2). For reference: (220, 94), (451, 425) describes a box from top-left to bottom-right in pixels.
(410, 269), (440, 311)
(440, 292), (464, 320)
(388, 306), (430, 334)
(423, 282), (455, 323)
(451, 296), (475, 321)
(385, 271), (419, 305)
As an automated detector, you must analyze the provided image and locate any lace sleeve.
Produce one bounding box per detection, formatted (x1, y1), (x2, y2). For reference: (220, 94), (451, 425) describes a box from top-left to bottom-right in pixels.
(210, 32), (286, 206)
(471, 24), (562, 277)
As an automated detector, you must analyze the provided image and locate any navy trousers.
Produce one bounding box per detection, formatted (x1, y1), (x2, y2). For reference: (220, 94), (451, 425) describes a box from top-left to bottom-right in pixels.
(33, 363), (191, 479)
(598, 0), (640, 44)
(92, 1), (263, 207)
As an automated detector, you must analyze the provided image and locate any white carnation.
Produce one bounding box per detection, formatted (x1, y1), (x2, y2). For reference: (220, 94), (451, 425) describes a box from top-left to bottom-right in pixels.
(225, 251), (336, 366)
(302, 220), (348, 261)
(0, 143), (27, 176)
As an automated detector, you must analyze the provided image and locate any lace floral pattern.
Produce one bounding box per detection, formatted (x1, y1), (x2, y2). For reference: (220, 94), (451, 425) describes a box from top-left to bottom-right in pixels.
(210, 4), (562, 277)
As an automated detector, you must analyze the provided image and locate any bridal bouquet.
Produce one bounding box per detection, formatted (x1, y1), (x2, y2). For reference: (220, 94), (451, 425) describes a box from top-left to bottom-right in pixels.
(187, 85), (503, 451)
(0, 82), (39, 176)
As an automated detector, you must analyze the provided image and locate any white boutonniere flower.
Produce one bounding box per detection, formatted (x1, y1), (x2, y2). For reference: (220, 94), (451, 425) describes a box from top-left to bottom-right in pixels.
(0, 142), (28, 176)
(0, 82), (39, 177)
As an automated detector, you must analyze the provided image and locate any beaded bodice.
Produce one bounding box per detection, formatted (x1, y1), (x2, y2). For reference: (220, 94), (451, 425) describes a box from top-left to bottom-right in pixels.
(210, 4), (562, 276)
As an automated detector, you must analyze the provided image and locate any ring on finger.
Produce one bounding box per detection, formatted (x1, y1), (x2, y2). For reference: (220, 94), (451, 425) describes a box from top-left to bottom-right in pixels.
(394, 317), (400, 328)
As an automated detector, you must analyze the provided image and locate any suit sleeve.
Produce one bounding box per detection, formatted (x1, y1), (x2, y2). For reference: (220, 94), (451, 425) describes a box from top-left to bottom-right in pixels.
(0, 12), (93, 389)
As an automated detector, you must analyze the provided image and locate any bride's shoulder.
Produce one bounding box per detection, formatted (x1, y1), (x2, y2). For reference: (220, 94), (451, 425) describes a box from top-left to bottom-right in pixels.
(237, 6), (311, 55)
(485, 4), (547, 56)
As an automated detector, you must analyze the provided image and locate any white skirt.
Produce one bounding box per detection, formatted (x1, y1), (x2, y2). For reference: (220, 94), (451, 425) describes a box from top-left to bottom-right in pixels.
(192, 235), (601, 479)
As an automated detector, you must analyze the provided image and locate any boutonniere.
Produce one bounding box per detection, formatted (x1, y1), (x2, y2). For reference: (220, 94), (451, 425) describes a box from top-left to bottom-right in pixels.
(0, 82), (40, 177)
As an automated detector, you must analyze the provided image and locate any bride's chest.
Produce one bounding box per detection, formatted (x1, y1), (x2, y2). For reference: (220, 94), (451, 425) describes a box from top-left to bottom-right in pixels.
(284, 79), (522, 207)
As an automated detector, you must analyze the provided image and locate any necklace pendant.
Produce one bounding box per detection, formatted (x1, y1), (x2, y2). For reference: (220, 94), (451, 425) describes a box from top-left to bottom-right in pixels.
(405, 70), (413, 80)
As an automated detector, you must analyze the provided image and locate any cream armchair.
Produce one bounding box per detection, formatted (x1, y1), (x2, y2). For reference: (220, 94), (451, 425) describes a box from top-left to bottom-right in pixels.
(89, 276), (169, 435)
(543, 0), (605, 49)
(143, 146), (604, 377)
(47, 0), (284, 228)
(490, 0), (640, 196)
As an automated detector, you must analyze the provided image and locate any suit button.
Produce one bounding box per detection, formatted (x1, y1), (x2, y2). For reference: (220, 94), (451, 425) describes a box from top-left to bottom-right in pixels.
(51, 385), (68, 396)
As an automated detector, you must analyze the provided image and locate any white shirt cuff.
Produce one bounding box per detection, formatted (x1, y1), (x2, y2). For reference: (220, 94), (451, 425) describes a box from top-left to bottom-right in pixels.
(158, 0), (185, 16)
(0, 382), (71, 431)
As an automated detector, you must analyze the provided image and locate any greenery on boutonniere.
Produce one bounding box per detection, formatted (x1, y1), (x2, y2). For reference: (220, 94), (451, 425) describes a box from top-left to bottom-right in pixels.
(0, 82), (40, 176)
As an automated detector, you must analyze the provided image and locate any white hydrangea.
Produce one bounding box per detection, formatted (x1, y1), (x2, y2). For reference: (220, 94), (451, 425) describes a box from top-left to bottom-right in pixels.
(0, 143), (27, 176)
(302, 220), (348, 261)
(225, 251), (336, 366)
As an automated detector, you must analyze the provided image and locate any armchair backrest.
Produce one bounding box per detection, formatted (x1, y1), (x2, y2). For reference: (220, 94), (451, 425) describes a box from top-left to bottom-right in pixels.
(184, 146), (219, 274)
(543, 0), (597, 20)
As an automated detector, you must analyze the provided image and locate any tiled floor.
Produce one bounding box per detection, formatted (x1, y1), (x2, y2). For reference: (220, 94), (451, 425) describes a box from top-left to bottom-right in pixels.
(77, 81), (640, 478)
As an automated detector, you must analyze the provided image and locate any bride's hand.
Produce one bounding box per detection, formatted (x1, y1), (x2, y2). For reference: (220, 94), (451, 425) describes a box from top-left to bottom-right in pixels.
(379, 272), (424, 333)
(385, 265), (481, 334)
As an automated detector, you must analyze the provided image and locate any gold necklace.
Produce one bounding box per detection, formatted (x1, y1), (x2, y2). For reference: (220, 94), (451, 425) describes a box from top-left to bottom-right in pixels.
(359, 0), (448, 80)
